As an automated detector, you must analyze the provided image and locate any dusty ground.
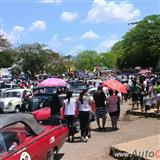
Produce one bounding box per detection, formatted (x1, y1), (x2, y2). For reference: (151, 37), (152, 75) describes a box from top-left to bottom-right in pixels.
(57, 101), (160, 160)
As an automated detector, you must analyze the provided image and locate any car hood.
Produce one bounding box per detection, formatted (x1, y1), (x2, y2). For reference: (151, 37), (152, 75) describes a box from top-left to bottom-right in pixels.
(0, 97), (21, 103)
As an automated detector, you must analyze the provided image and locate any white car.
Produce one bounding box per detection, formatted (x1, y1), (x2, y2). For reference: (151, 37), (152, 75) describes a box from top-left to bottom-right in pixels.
(0, 83), (18, 97)
(0, 88), (33, 112)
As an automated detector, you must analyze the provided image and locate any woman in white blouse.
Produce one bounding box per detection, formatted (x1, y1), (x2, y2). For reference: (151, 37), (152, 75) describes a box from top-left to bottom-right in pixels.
(64, 91), (77, 142)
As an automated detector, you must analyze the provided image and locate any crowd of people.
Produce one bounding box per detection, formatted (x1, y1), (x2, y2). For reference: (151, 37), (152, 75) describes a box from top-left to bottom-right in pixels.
(1, 71), (160, 143)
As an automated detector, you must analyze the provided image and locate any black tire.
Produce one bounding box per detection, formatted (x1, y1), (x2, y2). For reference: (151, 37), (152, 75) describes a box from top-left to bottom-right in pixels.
(46, 150), (55, 160)
(0, 108), (4, 114)
(15, 105), (20, 113)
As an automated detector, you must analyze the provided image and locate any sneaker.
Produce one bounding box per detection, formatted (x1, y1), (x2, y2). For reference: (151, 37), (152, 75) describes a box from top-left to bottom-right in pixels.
(66, 137), (70, 142)
(85, 136), (88, 140)
(81, 137), (84, 142)
(84, 138), (88, 142)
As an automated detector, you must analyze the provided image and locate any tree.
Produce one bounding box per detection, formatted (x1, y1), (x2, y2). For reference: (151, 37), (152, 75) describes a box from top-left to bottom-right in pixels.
(0, 50), (16, 68)
(75, 50), (98, 71)
(0, 35), (11, 50)
(18, 43), (48, 78)
(43, 50), (68, 75)
(117, 14), (160, 69)
(0, 36), (16, 68)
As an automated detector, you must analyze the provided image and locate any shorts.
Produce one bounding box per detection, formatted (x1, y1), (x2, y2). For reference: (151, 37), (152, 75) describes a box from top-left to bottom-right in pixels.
(96, 107), (107, 119)
(132, 93), (138, 102)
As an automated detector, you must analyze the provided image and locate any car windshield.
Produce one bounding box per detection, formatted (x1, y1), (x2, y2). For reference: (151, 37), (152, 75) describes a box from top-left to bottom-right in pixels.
(2, 91), (21, 98)
(0, 132), (7, 155)
(71, 85), (88, 94)
(30, 95), (52, 111)
(88, 89), (96, 96)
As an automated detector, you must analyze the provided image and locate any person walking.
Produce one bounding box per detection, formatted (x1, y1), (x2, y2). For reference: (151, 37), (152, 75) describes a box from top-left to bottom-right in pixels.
(131, 80), (139, 110)
(106, 90), (118, 130)
(155, 80), (160, 113)
(143, 91), (151, 114)
(63, 91), (77, 142)
(77, 90), (91, 142)
(93, 86), (106, 130)
(115, 90), (121, 120)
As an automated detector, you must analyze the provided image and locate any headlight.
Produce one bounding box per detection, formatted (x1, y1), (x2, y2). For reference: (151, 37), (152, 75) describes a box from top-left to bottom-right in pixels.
(8, 102), (13, 106)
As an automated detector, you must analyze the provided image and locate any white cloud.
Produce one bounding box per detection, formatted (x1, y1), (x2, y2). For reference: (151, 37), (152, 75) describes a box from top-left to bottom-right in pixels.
(2, 26), (25, 44)
(81, 30), (99, 40)
(97, 35), (119, 52)
(67, 44), (85, 55)
(38, 0), (62, 4)
(86, 0), (140, 23)
(60, 12), (79, 22)
(49, 34), (61, 52)
(63, 37), (73, 42)
(29, 20), (46, 31)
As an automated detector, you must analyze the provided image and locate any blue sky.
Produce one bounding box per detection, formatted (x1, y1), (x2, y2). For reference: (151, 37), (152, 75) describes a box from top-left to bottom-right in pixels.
(1, 0), (160, 55)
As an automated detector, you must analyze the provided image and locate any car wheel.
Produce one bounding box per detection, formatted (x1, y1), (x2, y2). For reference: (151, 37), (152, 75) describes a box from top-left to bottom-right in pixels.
(46, 150), (55, 160)
(0, 108), (3, 114)
(15, 106), (20, 112)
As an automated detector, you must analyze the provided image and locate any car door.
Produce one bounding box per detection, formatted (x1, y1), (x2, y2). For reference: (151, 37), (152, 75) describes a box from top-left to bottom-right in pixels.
(2, 123), (37, 160)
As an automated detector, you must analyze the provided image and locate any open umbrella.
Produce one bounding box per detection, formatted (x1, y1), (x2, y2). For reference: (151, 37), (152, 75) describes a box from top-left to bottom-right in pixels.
(103, 79), (127, 94)
(38, 78), (67, 87)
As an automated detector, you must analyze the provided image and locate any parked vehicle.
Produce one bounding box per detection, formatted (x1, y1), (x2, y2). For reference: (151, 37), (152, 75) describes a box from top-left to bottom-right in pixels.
(0, 88), (33, 112)
(0, 83), (18, 97)
(0, 113), (68, 160)
(33, 86), (68, 95)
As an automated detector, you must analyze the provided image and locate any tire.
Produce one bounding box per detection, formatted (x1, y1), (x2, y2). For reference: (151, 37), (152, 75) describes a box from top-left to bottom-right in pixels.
(15, 105), (20, 113)
(46, 150), (55, 160)
(0, 108), (4, 114)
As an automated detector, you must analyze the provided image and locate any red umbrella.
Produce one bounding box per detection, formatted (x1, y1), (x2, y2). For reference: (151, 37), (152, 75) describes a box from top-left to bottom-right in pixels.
(138, 69), (151, 74)
(38, 78), (67, 87)
(103, 79), (127, 94)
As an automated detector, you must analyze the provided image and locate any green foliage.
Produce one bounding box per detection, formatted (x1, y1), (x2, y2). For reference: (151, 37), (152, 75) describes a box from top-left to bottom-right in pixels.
(75, 50), (98, 71)
(0, 35), (11, 49)
(0, 50), (16, 68)
(18, 43), (48, 78)
(117, 14), (160, 69)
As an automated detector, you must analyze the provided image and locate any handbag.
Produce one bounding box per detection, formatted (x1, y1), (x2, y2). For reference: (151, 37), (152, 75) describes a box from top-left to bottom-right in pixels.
(89, 111), (95, 122)
(70, 119), (80, 134)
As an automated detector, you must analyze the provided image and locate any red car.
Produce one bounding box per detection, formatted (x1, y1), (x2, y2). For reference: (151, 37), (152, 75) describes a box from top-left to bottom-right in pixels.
(31, 93), (96, 122)
(0, 113), (68, 160)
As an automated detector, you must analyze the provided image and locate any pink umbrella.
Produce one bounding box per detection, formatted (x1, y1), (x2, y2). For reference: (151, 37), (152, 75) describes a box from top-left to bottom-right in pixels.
(138, 69), (151, 74)
(38, 78), (67, 87)
(103, 79), (127, 94)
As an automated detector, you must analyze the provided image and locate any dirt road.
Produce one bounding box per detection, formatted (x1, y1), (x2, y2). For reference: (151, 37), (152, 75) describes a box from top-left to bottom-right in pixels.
(58, 102), (160, 160)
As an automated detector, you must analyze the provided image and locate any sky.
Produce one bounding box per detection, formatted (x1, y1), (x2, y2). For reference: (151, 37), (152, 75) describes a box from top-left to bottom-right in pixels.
(0, 0), (160, 55)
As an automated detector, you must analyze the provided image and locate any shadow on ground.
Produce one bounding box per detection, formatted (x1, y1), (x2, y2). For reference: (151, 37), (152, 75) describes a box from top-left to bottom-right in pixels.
(91, 127), (119, 132)
(55, 153), (64, 160)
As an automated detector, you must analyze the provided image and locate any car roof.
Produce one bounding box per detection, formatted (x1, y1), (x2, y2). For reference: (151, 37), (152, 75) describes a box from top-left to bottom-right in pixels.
(0, 113), (44, 135)
(34, 93), (54, 97)
(3, 88), (30, 93)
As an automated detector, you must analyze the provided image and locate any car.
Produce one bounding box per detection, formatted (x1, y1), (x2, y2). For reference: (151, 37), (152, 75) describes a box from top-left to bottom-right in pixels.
(69, 81), (88, 94)
(31, 93), (96, 122)
(30, 93), (68, 122)
(0, 83), (18, 97)
(0, 113), (68, 160)
(33, 86), (68, 95)
(22, 93), (54, 112)
(0, 88), (33, 112)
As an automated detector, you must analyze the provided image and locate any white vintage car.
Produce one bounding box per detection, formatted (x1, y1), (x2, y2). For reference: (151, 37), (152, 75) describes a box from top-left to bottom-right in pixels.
(0, 88), (33, 112)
